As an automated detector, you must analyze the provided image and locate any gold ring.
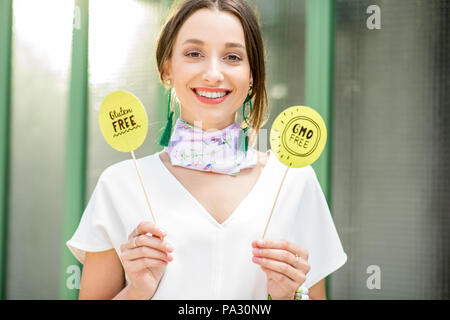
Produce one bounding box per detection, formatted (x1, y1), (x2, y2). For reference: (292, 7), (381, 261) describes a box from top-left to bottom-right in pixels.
(132, 237), (138, 249)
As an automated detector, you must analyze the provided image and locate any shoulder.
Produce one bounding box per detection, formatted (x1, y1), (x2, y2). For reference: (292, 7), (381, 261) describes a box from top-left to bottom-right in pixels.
(289, 164), (317, 186)
(98, 151), (160, 184)
(265, 148), (315, 179)
(98, 159), (133, 185)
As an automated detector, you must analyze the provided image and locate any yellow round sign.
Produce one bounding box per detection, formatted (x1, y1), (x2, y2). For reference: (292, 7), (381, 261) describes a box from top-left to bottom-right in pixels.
(270, 106), (327, 168)
(99, 90), (148, 152)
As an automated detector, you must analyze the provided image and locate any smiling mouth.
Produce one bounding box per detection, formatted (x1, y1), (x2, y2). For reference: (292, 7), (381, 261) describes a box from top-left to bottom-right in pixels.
(190, 88), (232, 105)
(191, 88), (232, 99)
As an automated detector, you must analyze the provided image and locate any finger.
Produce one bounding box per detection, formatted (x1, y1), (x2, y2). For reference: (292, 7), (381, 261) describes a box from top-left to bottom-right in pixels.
(132, 234), (174, 253)
(124, 257), (168, 273)
(261, 266), (298, 296)
(122, 245), (172, 262)
(252, 256), (305, 284)
(128, 225), (141, 240)
(252, 239), (308, 260)
(252, 248), (298, 269)
(129, 221), (167, 240)
(253, 248), (310, 274)
(124, 237), (136, 250)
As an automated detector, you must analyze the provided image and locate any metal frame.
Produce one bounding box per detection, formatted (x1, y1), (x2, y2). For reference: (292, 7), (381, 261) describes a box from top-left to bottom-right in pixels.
(0, 0), (12, 300)
(305, 0), (335, 299)
(59, 0), (89, 300)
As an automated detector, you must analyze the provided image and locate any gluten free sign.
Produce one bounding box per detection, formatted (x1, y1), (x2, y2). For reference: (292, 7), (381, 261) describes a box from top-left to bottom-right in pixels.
(98, 90), (157, 223)
(99, 90), (148, 153)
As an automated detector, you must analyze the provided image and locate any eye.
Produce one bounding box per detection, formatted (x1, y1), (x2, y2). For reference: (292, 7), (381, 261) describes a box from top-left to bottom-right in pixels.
(185, 50), (202, 58)
(226, 54), (242, 62)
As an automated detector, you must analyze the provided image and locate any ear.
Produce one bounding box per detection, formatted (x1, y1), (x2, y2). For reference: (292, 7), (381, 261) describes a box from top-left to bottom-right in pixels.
(162, 60), (171, 81)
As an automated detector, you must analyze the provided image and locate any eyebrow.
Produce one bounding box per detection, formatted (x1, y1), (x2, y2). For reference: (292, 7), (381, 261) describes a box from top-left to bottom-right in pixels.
(182, 38), (245, 49)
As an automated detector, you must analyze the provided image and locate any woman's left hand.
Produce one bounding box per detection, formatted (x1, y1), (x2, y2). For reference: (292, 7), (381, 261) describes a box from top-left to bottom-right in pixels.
(251, 239), (311, 300)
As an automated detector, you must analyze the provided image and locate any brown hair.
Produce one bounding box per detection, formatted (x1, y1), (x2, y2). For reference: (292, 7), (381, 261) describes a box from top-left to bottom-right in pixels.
(155, 0), (269, 145)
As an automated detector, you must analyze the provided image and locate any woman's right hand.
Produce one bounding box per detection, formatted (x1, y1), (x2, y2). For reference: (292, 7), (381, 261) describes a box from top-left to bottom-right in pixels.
(119, 221), (174, 299)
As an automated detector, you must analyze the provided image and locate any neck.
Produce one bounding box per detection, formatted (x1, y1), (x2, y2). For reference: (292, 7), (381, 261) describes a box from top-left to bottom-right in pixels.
(179, 112), (236, 131)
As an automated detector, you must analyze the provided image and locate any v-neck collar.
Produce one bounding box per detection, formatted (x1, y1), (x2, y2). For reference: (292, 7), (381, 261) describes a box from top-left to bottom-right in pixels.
(155, 149), (275, 229)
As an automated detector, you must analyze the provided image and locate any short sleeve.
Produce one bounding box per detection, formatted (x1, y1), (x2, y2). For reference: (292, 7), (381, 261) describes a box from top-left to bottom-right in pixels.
(292, 166), (347, 288)
(66, 170), (118, 264)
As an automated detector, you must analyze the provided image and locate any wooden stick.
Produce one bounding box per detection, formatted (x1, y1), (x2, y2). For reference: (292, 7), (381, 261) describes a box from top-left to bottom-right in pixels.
(131, 150), (157, 224)
(262, 166), (289, 239)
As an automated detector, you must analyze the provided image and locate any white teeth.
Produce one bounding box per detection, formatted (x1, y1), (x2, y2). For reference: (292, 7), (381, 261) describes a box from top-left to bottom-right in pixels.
(195, 90), (228, 98)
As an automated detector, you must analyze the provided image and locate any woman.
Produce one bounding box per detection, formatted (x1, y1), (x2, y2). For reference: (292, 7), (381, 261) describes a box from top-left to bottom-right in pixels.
(67, 0), (347, 300)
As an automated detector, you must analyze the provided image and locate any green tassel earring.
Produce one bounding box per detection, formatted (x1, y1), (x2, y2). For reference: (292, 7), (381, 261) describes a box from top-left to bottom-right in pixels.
(238, 93), (252, 152)
(159, 87), (174, 147)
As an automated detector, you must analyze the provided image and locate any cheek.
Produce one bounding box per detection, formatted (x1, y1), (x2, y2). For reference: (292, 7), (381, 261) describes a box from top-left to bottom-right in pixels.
(236, 77), (251, 96)
(170, 57), (189, 81)
(234, 66), (252, 89)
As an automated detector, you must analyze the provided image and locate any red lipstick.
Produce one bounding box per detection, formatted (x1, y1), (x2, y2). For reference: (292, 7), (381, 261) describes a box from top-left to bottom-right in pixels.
(191, 87), (231, 105)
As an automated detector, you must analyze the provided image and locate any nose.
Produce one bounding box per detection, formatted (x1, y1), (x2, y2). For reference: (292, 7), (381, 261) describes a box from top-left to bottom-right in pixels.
(202, 57), (224, 84)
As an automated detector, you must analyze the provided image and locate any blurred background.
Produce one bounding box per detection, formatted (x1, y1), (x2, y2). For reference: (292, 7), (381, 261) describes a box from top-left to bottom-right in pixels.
(0, 0), (448, 299)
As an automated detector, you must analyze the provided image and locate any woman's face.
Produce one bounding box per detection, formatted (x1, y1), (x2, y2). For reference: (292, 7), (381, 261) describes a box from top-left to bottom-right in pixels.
(163, 8), (252, 131)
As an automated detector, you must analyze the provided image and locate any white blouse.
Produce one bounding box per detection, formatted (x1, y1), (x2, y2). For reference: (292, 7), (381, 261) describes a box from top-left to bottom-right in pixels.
(66, 149), (347, 299)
